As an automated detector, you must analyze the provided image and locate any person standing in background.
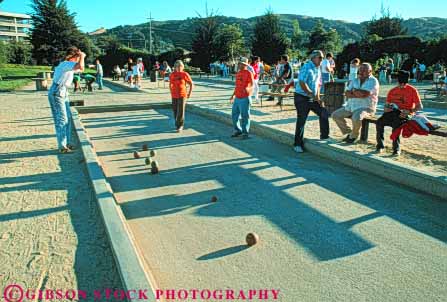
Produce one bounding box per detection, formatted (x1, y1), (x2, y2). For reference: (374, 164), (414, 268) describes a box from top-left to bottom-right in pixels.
(169, 60), (194, 132)
(230, 57), (254, 139)
(250, 56), (260, 103)
(348, 58), (360, 85)
(95, 59), (103, 90)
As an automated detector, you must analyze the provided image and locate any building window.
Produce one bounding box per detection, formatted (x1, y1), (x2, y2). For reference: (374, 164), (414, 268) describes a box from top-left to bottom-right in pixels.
(0, 17), (14, 23)
(0, 26), (15, 32)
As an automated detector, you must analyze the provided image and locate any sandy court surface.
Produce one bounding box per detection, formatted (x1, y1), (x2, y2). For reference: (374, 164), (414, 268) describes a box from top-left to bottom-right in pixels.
(80, 108), (446, 302)
(0, 84), (122, 299)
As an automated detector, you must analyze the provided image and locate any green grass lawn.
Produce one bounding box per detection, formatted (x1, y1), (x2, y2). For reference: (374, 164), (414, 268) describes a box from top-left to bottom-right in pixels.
(0, 64), (96, 92)
(0, 64), (52, 78)
(0, 64), (51, 91)
(0, 79), (32, 92)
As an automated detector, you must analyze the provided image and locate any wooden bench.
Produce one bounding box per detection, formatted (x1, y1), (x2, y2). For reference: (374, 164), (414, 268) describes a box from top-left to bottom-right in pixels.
(197, 72), (209, 78)
(360, 116), (447, 141)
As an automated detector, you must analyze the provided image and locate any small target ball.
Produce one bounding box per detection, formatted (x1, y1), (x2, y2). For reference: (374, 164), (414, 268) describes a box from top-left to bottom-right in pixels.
(142, 144), (148, 151)
(133, 151), (140, 159)
(145, 157), (152, 165)
(211, 196), (218, 202)
(150, 150), (156, 157)
(246, 233), (259, 246)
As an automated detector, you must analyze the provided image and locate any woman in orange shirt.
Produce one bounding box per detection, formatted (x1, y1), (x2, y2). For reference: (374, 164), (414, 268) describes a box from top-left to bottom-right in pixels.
(169, 60), (194, 132)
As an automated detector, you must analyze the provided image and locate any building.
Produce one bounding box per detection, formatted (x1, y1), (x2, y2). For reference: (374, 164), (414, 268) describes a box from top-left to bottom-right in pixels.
(0, 11), (31, 42)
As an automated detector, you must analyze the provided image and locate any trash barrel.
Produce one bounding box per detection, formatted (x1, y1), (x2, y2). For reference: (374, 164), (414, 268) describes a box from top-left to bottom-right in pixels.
(150, 70), (157, 82)
(323, 81), (346, 114)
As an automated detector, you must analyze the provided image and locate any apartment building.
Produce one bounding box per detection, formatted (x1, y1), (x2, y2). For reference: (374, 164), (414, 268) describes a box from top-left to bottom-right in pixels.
(0, 11), (31, 42)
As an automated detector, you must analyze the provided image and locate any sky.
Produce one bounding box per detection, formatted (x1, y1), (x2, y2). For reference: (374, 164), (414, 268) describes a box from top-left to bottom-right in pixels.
(1, 0), (445, 32)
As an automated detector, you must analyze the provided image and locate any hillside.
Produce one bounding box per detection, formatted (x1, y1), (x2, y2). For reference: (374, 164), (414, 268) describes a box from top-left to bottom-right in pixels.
(100, 15), (447, 53)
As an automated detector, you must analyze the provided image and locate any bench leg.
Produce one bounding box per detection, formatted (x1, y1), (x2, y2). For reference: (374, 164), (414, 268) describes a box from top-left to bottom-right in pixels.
(360, 119), (369, 142)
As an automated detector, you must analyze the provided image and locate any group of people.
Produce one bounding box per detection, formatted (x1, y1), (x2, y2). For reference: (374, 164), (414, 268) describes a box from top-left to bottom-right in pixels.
(46, 46), (195, 152)
(47, 46), (429, 161)
(120, 57), (145, 89)
(112, 60), (174, 87)
(210, 62), (231, 77)
(378, 59), (395, 84)
(71, 58), (103, 93)
(154, 61), (173, 80)
(229, 50), (425, 157)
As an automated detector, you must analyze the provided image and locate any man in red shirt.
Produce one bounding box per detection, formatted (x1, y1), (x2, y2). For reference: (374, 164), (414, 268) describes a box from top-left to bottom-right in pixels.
(169, 60), (194, 132)
(376, 70), (422, 156)
(230, 57), (254, 139)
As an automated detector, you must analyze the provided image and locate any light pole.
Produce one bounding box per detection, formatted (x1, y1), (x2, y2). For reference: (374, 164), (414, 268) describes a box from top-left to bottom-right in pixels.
(147, 12), (154, 54)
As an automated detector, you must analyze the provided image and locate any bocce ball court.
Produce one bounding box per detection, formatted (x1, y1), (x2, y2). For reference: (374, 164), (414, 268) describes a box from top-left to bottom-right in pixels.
(74, 104), (446, 301)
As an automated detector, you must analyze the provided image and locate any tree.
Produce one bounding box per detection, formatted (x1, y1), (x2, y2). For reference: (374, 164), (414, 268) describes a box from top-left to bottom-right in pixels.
(98, 46), (155, 76)
(191, 6), (220, 71)
(365, 5), (407, 38)
(307, 21), (342, 53)
(291, 20), (304, 50)
(95, 35), (122, 53)
(325, 28), (343, 53)
(30, 0), (92, 65)
(251, 10), (289, 64)
(157, 48), (189, 66)
(307, 21), (325, 51)
(0, 43), (7, 65)
(7, 41), (33, 64)
(424, 37), (447, 65)
(213, 24), (246, 62)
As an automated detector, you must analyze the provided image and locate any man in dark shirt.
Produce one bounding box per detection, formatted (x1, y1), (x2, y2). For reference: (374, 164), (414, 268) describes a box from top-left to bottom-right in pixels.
(269, 55), (292, 105)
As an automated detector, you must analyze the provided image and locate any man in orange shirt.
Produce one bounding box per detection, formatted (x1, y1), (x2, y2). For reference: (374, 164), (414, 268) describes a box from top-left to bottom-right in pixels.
(169, 60), (194, 132)
(230, 57), (254, 139)
(376, 70), (422, 156)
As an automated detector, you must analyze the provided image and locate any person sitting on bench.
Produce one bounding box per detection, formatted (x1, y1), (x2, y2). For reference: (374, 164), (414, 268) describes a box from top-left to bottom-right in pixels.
(375, 70), (422, 156)
(82, 73), (96, 92)
(73, 72), (81, 93)
(332, 63), (379, 143)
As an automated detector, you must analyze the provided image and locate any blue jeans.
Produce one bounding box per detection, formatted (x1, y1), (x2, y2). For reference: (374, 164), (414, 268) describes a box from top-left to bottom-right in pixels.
(96, 73), (103, 89)
(294, 93), (329, 147)
(232, 97), (250, 134)
(320, 73), (331, 93)
(48, 86), (72, 149)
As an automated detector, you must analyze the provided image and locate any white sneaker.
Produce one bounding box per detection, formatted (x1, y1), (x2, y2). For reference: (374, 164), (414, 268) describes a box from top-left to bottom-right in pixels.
(294, 146), (304, 153)
(130, 84), (135, 88)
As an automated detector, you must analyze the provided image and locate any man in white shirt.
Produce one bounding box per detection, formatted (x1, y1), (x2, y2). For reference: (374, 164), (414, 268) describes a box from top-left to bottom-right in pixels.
(332, 63), (379, 143)
(95, 59), (103, 90)
(320, 52), (335, 94)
